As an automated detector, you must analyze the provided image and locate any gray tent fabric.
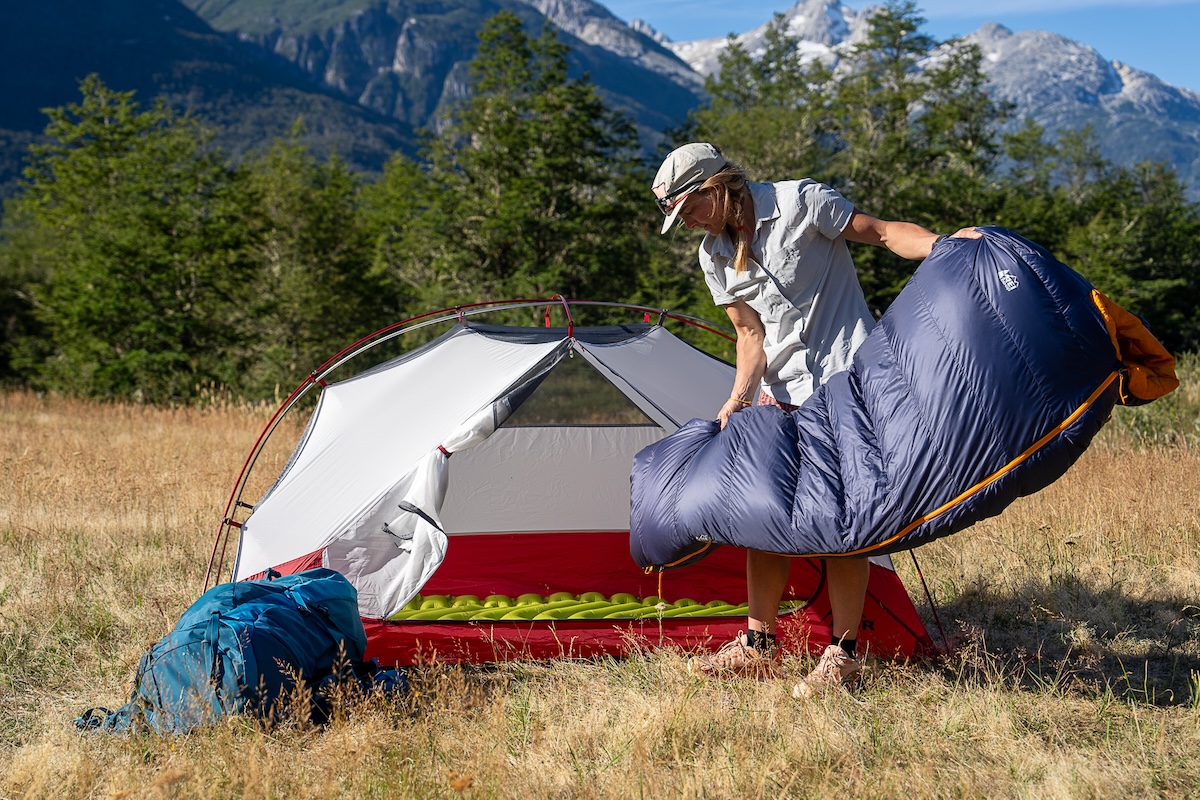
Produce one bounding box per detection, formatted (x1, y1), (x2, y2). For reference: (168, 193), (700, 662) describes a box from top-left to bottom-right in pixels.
(235, 323), (735, 617)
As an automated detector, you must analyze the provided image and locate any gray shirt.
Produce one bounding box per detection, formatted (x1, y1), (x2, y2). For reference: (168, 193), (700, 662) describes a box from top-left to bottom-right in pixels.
(699, 179), (874, 404)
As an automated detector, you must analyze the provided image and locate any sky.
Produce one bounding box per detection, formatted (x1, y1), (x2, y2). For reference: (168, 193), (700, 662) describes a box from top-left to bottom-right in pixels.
(601, 0), (1200, 93)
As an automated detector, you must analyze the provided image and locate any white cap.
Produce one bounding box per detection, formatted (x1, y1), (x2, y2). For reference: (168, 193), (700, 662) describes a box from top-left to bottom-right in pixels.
(652, 143), (727, 234)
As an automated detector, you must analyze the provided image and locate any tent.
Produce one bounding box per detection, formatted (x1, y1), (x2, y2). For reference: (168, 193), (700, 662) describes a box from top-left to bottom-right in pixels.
(209, 302), (935, 666)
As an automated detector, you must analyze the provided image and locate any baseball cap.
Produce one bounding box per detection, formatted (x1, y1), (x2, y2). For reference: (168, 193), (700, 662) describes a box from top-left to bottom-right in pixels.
(652, 142), (727, 234)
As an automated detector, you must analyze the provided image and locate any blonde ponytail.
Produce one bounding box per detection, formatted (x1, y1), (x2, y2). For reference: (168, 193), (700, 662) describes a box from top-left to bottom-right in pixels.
(700, 162), (755, 273)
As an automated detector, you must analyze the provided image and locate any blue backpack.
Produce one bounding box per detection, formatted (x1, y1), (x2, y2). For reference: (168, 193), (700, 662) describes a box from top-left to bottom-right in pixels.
(76, 568), (401, 734)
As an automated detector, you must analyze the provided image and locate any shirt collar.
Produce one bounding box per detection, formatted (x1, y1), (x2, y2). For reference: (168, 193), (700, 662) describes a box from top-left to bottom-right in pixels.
(748, 181), (779, 228)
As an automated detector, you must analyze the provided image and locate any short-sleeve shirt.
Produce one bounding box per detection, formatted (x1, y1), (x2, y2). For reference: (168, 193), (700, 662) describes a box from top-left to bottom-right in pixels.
(699, 180), (874, 404)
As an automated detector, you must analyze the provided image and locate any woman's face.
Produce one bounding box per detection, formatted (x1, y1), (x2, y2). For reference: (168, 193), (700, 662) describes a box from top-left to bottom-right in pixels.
(677, 191), (724, 236)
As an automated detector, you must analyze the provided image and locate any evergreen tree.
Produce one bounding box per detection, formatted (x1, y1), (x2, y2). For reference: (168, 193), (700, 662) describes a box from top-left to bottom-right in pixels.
(1058, 156), (1200, 353)
(373, 12), (652, 317)
(828, 1), (1007, 304)
(994, 121), (1200, 352)
(8, 76), (256, 401)
(0, 202), (47, 382)
(239, 126), (391, 396)
(689, 14), (835, 181)
(990, 118), (1066, 248)
(687, 2), (1008, 312)
(361, 153), (435, 312)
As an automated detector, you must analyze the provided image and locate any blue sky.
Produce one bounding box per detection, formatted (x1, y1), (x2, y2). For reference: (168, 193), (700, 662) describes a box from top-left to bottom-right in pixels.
(601, 0), (1200, 93)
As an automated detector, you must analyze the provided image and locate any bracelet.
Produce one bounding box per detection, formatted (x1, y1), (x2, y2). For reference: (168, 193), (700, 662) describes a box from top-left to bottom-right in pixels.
(730, 396), (752, 406)
(933, 233), (949, 248)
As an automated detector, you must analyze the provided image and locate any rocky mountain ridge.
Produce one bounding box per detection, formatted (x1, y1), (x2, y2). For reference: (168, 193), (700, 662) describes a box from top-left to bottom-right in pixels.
(0, 0), (417, 198)
(661, 0), (871, 77)
(181, 0), (704, 139)
(3, 0), (1197, 202)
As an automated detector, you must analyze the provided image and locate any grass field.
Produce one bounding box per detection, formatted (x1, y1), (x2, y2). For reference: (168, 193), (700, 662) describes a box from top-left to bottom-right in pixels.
(2, 384), (1200, 799)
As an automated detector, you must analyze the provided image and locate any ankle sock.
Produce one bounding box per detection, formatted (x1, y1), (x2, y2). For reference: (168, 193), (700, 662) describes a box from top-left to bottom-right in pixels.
(746, 630), (776, 651)
(837, 638), (857, 659)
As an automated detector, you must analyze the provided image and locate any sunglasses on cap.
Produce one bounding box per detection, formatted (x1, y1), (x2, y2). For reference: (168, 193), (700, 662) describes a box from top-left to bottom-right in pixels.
(654, 179), (704, 215)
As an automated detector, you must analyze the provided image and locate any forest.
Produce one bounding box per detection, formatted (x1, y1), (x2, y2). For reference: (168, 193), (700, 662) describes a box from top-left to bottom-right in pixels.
(2, 3), (1197, 404)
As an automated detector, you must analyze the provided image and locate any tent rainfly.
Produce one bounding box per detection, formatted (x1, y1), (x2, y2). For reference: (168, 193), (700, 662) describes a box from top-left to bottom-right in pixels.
(212, 306), (935, 666)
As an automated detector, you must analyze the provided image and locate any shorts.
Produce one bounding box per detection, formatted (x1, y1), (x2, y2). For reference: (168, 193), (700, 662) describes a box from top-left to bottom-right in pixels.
(756, 389), (800, 413)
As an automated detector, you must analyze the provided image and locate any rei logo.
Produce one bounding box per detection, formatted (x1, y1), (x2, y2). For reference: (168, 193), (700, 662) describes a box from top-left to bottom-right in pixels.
(998, 269), (1020, 292)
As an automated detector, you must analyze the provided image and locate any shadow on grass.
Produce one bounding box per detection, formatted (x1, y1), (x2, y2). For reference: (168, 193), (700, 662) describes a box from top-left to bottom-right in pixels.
(925, 574), (1200, 707)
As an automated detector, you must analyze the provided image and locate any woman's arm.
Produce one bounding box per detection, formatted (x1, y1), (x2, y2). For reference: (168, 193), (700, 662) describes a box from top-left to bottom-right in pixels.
(840, 210), (980, 259)
(719, 299), (767, 429)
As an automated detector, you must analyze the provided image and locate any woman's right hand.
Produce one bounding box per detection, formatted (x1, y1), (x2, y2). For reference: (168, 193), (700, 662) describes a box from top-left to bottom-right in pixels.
(721, 300), (767, 430)
(718, 397), (749, 429)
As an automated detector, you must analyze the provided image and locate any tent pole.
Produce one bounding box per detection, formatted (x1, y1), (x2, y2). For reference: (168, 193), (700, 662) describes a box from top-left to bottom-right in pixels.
(908, 549), (949, 653)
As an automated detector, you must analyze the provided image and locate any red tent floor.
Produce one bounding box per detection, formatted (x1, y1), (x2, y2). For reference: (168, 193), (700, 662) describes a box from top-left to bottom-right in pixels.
(354, 532), (937, 667)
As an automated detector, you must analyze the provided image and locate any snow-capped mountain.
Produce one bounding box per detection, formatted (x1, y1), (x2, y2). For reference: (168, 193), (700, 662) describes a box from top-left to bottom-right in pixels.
(10, 0), (1190, 202)
(521, 0), (701, 86)
(653, 0), (872, 77)
(629, 0), (1200, 200)
(966, 22), (1200, 124)
(967, 22), (1200, 199)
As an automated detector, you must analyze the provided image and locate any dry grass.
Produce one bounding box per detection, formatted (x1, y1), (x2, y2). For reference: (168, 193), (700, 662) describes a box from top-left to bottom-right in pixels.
(2, 388), (1200, 799)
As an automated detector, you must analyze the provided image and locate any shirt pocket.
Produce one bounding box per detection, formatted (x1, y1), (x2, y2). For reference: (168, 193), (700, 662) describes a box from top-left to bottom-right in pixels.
(723, 260), (770, 304)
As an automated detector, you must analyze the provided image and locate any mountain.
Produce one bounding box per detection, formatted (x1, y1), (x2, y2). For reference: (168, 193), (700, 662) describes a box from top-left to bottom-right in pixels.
(963, 23), (1200, 201)
(662, 0), (872, 77)
(4, 0), (1196, 204)
(179, 0), (704, 142)
(648, 0), (1200, 202)
(0, 0), (705, 201)
(519, 0), (700, 88)
(0, 0), (418, 198)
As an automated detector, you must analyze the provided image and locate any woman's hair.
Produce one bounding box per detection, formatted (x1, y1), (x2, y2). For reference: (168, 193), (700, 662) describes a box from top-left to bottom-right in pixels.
(699, 160), (754, 273)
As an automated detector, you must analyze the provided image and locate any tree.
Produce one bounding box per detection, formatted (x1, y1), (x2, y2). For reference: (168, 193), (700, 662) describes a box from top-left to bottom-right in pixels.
(989, 118), (1066, 247)
(990, 121), (1200, 352)
(9, 76), (256, 401)
(828, 1), (1008, 304)
(0, 200), (46, 382)
(689, 14), (835, 181)
(1058, 157), (1200, 353)
(238, 126), (393, 396)
(684, 3), (1010, 311)
(371, 12), (653, 318)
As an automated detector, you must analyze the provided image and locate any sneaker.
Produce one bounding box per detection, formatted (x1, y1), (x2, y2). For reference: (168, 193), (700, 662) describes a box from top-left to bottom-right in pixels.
(791, 644), (862, 698)
(687, 632), (780, 679)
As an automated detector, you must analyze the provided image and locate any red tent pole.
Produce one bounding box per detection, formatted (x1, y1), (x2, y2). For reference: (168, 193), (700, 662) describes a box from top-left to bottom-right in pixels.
(909, 549), (949, 653)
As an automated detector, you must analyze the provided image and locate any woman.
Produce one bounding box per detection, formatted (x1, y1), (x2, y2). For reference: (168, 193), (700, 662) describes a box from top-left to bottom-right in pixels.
(653, 142), (978, 696)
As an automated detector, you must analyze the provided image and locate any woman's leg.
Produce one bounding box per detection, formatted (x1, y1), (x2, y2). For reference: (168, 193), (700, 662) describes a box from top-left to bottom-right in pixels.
(825, 557), (869, 644)
(747, 549), (791, 635)
(687, 549), (789, 677)
(792, 557), (870, 698)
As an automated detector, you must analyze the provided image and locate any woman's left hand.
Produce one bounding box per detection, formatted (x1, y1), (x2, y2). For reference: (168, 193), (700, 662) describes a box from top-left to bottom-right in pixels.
(948, 227), (983, 239)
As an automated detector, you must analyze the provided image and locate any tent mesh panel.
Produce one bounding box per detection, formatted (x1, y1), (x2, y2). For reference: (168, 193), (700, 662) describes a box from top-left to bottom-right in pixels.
(503, 355), (656, 426)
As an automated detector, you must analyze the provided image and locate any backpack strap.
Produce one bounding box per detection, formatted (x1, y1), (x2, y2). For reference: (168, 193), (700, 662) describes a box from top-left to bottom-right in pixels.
(206, 610), (226, 701)
(74, 705), (134, 733)
(289, 589), (312, 615)
(74, 707), (113, 731)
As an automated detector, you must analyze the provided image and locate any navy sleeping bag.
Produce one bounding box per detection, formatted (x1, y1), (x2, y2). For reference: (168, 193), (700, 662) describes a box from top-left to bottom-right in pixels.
(630, 227), (1176, 569)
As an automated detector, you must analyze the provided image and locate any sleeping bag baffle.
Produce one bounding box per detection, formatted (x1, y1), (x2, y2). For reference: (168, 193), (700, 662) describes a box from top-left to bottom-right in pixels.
(630, 227), (1177, 570)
